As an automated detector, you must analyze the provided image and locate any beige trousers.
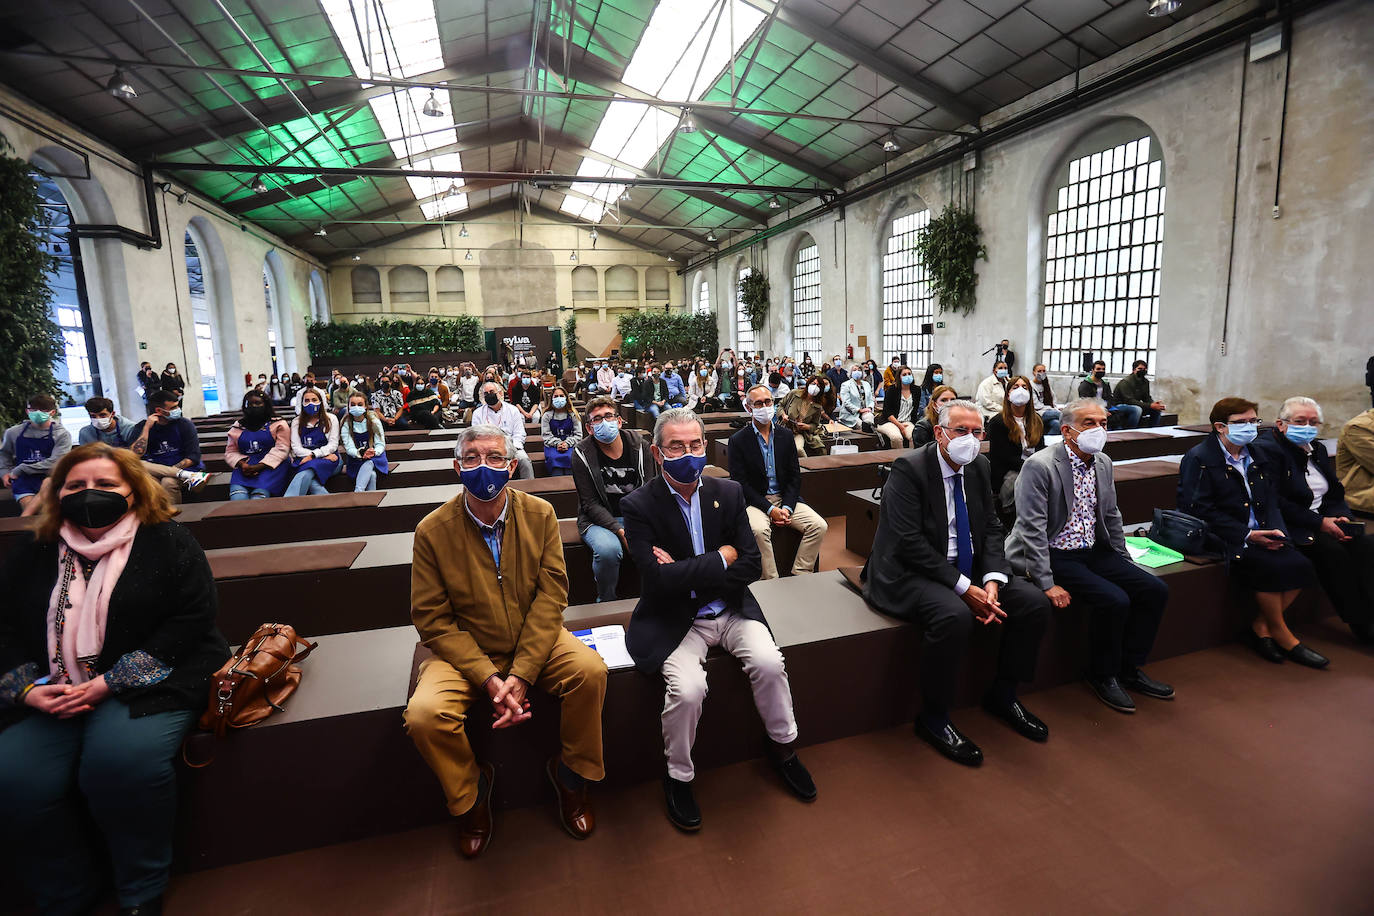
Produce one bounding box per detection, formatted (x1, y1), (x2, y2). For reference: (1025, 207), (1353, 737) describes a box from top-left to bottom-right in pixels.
(875, 420), (914, 448)
(746, 494), (828, 579)
(141, 462), (185, 505)
(660, 612), (797, 781)
(403, 629), (608, 816)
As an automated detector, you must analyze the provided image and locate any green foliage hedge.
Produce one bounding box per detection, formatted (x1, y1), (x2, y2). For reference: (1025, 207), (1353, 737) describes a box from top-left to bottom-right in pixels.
(616, 311), (718, 360)
(307, 316), (485, 359)
(0, 139), (61, 427)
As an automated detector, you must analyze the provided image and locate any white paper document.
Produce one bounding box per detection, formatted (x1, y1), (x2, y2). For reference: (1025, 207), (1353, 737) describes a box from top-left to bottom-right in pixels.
(572, 625), (635, 669)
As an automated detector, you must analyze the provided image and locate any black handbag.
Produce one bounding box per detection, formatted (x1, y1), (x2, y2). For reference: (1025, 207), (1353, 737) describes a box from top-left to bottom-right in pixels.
(1150, 508), (1207, 555)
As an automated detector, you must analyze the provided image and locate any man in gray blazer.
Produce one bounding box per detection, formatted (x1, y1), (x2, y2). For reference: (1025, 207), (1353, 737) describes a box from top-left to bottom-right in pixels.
(1006, 398), (1173, 713)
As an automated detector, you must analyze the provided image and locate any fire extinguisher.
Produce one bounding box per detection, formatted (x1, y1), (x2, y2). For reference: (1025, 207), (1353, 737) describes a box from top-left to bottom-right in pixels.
(845, 344), (854, 360)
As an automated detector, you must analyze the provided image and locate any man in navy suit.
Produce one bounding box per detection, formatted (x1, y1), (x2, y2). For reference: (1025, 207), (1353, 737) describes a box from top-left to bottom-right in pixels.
(623, 408), (816, 832)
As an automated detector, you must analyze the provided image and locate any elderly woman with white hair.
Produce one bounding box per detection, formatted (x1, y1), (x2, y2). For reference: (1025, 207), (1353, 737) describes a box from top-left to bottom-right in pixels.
(1261, 396), (1374, 643)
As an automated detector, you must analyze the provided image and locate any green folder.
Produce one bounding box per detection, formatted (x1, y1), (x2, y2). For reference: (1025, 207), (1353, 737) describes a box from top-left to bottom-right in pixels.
(1125, 536), (1185, 568)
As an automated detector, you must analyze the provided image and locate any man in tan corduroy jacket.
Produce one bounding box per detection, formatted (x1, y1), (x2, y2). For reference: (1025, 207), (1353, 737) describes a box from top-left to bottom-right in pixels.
(404, 424), (607, 859)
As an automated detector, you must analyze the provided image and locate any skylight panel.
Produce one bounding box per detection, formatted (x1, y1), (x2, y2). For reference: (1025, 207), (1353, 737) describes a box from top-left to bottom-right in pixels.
(406, 152), (465, 198)
(421, 195), (468, 220)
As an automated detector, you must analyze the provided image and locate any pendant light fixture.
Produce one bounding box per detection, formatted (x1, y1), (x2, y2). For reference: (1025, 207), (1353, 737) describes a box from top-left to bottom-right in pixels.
(1147, 0), (1181, 16)
(422, 91), (444, 117)
(106, 68), (138, 100)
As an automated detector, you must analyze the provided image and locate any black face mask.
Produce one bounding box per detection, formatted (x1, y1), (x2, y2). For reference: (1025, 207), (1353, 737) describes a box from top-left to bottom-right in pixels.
(60, 489), (130, 529)
(242, 405), (270, 427)
(484, 391), (500, 407)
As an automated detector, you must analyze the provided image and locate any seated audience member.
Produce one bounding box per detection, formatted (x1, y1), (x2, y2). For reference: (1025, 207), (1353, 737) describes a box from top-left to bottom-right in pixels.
(1030, 364), (1061, 435)
(779, 377), (831, 456)
(1335, 406), (1374, 517)
(1263, 397), (1374, 643)
(225, 391), (291, 500)
(881, 355), (904, 392)
(863, 359), (883, 395)
(404, 425), (608, 858)
(158, 362), (185, 398)
(573, 397), (656, 602)
(595, 360), (614, 395)
(286, 372), (303, 402)
(406, 376), (444, 430)
(1113, 360), (1166, 428)
(635, 364), (671, 421)
(838, 363), (876, 431)
(1007, 398), (1172, 712)
(129, 390), (209, 504)
(329, 374), (360, 416)
(507, 370), (543, 423)
(285, 388), (341, 497)
(687, 361), (718, 411)
(876, 365), (921, 448)
(663, 362), (687, 406)
(986, 376), (1047, 517)
(0, 443), (229, 915)
(611, 365), (634, 401)
(773, 362), (796, 399)
(723, 363), (750, 411)
(541, 388), (581, 478)
(79, 397), (137, 448)
(290, 372), (321, 415)
(623, 409), (815, 831)
(267, 374), (288, 405)
(370, 375), (409, 431)
(975, 361), (1011, 419)
(861, 399), (1051, 766)
(1178, 397), (1323, 667)
(918, 364), (945, 416)
(912, 385), (959, 447)
(1, 394), (73, 516)
(472, 382), (535, 479)
(456, 364), (480, 409)
(1079, 360), (1141, 429)
(730, 387), (829, 579)
(341, 393), (388, 493)
(427, 368), (452, 408)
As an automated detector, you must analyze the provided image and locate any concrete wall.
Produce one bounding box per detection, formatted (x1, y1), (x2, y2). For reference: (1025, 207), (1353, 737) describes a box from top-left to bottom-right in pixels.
(0, 87), (324, 420)
(326, 206), (684, 335)
(690, 0), (1374, 433)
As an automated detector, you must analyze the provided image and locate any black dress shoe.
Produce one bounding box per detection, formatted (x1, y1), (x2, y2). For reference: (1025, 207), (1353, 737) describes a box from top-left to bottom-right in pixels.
(982, 696), (1049, 742)
(913, 717), (983, 767)
(1285, 643), (1330, 669)
(119, 898), (162, 916)
(770, 750), (818, 802)
(663, 776), (702, 832)
(1087, 676), (1135, 713)
(1120, 667), (1175, 700)
(1246, 630), (1287, 664)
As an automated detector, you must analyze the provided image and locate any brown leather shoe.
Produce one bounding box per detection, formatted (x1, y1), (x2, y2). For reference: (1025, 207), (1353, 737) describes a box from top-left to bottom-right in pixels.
(546, 756), (595, 839)
(456, 762), (495, 859)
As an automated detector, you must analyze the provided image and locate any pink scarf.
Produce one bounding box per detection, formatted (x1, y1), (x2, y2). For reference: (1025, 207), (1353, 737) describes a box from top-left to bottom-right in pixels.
(46, 513), (140, 684)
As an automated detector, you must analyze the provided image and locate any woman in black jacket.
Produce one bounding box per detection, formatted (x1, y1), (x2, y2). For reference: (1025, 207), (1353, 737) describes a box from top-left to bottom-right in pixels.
(158, 362), (186, 397)
(1178, 397), (1322, 667)
(876, 365), (921, 448)
(985, 375), (1046, 518)
(0, 443), (229, 915)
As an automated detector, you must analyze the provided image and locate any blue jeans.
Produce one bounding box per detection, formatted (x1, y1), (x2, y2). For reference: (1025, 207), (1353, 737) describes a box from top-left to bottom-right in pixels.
(229, 484), (272, 500)
(582, 519), (624, 602)
(0, 704), (196, 911)
(353, 459), (377, 492)
(286, 466), (333, 496)
(1040, 409), (1061, 436)
(636, 401), (661, 421)
(1109, 404), (1143, 429)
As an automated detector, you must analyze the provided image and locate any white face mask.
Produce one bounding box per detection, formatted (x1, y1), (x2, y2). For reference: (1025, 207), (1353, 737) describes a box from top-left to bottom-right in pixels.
(1008, 388), (1031, 407)
(943, 430), (982, 466)
(807, 384), (820, 396)
(751, 406), (774, 425)
(1073, 426), (1108, 455)
(91, 416), (113, 430)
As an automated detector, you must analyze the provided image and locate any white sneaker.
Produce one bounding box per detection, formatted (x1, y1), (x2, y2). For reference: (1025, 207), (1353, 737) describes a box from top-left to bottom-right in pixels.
(181, 471), (211, 492)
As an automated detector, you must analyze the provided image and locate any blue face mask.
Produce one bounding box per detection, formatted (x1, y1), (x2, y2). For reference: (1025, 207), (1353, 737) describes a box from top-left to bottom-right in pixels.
(699, 368), (709, 377)
(996, 369), (1009, 379)
(850, 370), (863, 381)
(348, 405), (366, 417)
(460, 464), (510, 501)
(168, 408), (183, 420)
(593, 419), (619, 443)
(1225, 421), (1258, 445)
(662, 452), (707, 485)
(1283, 423), (1318, 445)
(901, 374), (914, 386)
(552, 396), (567, 409)
(303, 402), (320, 416)
(932, 373), (943, 383)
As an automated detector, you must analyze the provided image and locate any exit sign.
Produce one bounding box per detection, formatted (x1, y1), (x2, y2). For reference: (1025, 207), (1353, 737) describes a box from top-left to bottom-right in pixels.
(935, 321), (946, 329)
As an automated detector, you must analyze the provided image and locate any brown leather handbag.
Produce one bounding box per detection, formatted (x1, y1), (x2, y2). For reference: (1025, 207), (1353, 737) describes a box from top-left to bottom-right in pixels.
(198, 623), (318, 738)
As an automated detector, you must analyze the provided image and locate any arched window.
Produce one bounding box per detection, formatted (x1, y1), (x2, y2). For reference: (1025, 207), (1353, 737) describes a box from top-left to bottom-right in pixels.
(695, 273), (710, 315)
(33, 171), (100, 406)
(881, 206), (933, 368)
(185, 228), (219, 412)
(436, 266), (466, 303)
(351, 266), (381, 303)
(389, 265), (429, 307)
(1042, 127), (1164, 375)
(308, 269), (328, 322)
(646, 266), (669, 306)
(571, 265), (597, 301)
(605, 265), (637, 302)
(263, 266), (280, 374)
(735, 264), (755, 354)
(791, 236), (820, 358)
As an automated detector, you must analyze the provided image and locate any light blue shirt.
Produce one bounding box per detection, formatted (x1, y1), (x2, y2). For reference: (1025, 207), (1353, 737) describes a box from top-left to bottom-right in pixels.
(669, 480), (728, 619)
(1222, 446), (1259, 529)
(753, 421), (779, 496)
(464, 493), (510, 570)
(664, 372), (685, 400)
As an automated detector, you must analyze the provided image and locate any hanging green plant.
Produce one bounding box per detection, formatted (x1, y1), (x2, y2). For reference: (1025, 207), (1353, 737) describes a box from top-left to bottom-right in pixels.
(915, 204), (987, 316)
(563, 313), (579, 364)
(738, 269), (770, 333)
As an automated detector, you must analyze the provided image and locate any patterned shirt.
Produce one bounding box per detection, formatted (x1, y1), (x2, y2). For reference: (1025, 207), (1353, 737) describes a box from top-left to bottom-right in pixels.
(1050, 449), (1098, 550)
(370, 388), (405, 418)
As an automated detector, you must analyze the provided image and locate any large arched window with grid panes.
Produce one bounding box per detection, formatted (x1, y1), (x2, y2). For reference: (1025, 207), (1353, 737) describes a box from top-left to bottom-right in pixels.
(1041, 125), (1165, 376)
(791, 236), (821, 358)
(735, 264), (755, 354)
(881, 206), (933, 368)
(695, 272), (710, 315)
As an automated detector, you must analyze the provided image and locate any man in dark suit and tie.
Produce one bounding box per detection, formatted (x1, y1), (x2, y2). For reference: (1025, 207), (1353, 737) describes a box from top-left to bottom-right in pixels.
(862, 398), (1051, 766)
(623, 408), (816, 831)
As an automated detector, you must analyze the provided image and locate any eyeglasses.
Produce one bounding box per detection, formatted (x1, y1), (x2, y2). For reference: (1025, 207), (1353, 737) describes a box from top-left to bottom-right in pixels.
(1281, 419), (1319, 427)
(941, 425), (985, 439)
(458, 454), (513, 470)
(751, 398), (774, 408)
(660, 441), (707, 459)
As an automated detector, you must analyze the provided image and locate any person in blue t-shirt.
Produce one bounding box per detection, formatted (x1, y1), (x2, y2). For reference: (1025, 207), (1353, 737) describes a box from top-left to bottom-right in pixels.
(130, 390), (208, 505)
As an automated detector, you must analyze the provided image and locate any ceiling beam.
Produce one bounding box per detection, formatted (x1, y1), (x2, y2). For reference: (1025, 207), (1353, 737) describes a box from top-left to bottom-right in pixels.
(737, 0), (980, 127)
